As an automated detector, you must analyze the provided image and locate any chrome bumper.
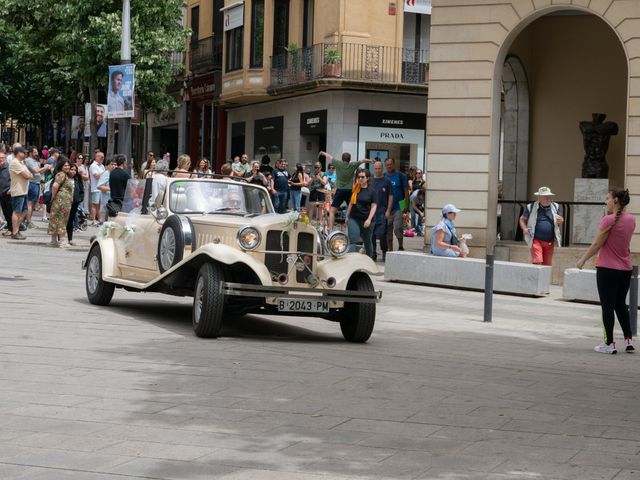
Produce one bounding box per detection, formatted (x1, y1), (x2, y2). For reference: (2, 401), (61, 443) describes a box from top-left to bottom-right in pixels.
(221, 282), (382, 304)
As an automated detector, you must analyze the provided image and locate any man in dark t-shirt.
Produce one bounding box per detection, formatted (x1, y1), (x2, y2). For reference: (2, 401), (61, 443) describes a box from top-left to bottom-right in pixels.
(109, 154), (131, 205)
(272, 159), (291, 214)
(370, 161), (392, 261)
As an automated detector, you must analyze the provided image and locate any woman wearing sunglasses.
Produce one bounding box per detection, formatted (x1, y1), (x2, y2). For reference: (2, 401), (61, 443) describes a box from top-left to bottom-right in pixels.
(345, 169), (377, 258)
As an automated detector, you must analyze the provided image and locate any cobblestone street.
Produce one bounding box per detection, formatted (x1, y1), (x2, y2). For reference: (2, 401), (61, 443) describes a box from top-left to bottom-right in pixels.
(0, 227), (638, 479)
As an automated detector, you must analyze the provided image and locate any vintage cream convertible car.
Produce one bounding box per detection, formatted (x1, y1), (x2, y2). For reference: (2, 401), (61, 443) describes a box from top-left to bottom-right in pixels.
(83, 174), (381, 342)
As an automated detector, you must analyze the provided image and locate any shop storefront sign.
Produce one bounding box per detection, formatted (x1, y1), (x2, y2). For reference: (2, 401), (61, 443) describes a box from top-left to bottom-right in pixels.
(357, 109), (427, 171)
(188, 73), (217, 101)
(358, 110), (426, 130)
(300, 110), (327, 135)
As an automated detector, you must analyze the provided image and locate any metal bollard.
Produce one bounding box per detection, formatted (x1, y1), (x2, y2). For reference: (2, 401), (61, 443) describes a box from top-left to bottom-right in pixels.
(484, 254), (494, 323)
(630, 265), (638, 336)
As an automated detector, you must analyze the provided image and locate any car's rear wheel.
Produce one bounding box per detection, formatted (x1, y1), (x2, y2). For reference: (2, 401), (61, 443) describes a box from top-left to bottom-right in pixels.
(86, 246), (115, 306)
(339, 273), (376, 343)
(158, 215), (195, 273)
(193, 263), (225, 338)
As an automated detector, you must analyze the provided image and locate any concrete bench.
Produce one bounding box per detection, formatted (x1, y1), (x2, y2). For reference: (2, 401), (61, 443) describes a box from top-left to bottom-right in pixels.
(563, 268), (640, 304)
(385, 251), (552, 297)
(562, 268), (599, 303)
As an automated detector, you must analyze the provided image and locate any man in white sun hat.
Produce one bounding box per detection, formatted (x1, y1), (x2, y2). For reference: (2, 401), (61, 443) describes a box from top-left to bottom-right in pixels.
(519, 186), (563, 266)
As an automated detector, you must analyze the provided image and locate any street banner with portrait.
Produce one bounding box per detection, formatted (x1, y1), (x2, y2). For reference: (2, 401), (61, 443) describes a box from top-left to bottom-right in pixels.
(84, 103), (108, 138)
(71, 116), (85, 140)
(108, 64), (135, 119)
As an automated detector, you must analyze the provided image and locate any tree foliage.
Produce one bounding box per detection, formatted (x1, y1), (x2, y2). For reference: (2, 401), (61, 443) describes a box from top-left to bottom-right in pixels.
(0, 0), (188, 125)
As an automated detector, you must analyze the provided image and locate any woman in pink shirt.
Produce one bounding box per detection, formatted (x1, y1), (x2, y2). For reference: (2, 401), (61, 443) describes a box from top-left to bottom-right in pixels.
(578, 188), (635, 354)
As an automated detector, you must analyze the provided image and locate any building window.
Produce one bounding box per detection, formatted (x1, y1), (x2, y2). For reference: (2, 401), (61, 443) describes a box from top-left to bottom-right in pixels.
(250, 0), (264, 68)
(226, 26), (244, 72)
(303, 0), (314, 48)
(273, 0), (289, 59)
(191, 6), (200, 50)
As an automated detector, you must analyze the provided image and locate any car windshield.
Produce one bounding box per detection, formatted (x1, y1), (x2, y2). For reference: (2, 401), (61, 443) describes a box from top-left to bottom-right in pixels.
(168, 180), (272, 215)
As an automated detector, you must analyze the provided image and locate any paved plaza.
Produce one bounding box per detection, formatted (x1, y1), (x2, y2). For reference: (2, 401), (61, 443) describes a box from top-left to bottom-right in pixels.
(0, 224), (639, 479)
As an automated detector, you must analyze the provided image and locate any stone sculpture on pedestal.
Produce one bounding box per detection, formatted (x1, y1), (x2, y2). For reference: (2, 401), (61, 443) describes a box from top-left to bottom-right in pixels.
(579, 113), (618, 179)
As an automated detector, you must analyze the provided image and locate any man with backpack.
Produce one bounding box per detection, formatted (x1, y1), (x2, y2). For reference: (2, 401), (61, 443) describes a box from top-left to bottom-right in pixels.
(519, 186), (564, 266)
(8, 147), (33, 240)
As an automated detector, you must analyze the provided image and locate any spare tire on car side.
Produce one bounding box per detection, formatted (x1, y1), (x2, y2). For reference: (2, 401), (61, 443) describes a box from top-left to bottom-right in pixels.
(157, 215), (196, 273)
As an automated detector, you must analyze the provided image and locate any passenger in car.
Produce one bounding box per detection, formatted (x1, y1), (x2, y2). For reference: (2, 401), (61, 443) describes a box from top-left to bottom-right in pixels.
(151, 160), (169, 208)
(173, 154), (193, 178)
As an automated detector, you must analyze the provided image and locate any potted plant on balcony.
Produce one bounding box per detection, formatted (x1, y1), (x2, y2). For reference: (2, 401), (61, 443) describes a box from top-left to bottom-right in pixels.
(323, 48), (342, 78)
(285, 42), (306, 81)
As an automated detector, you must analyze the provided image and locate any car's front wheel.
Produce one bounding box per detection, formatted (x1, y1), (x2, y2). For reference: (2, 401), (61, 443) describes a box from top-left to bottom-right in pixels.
(339, 273), (376, 343)
(193, 263), (225, 338)
(86, 246), (115, 306)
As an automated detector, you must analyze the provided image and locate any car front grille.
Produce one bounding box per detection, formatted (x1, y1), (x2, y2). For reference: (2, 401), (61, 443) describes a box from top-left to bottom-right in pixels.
(265, 230), (290, 276)
(264, 230), (316, 283)
(296, 232), (315, 283)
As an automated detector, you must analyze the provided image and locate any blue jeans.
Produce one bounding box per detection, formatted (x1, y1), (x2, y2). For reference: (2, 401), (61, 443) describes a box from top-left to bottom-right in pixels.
(411, 210), (424, 235)
(290, 190), (302, 211)
(274, 191), (288, 213)
(348, 218), (374, 258)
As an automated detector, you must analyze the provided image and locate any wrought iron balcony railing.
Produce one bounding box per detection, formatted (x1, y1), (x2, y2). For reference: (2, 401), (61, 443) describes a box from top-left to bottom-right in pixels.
(190, 35), (223, 73)
(170, 51), (185, 75)
(270, 42), (429, 89)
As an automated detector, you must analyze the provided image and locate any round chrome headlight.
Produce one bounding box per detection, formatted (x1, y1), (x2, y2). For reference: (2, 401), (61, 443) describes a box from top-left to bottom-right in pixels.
(237, 227), (261, 251)
(326, 231), (349, 257)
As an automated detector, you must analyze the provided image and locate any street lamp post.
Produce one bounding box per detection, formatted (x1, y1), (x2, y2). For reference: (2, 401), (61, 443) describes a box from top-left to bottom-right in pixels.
(117, 0), (132, 171)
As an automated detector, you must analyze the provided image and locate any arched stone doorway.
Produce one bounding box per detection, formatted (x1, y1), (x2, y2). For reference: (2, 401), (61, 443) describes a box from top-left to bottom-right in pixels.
(494, 8), (628, 245)
(500, 56), (529, 241)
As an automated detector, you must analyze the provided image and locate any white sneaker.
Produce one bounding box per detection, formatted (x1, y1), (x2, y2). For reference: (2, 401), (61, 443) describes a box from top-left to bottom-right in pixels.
(624, 338), (635, 353)
(594, 342), (617, 354)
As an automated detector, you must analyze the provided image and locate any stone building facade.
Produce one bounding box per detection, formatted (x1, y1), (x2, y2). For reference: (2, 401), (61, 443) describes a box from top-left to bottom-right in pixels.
(427, 0), (640, 255)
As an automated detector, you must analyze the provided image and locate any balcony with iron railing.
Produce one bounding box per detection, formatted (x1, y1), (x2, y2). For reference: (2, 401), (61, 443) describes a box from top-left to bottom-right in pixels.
(170, 50), (185, 75)
(269, 43), (429, 91)
(189, 35), (223, 73)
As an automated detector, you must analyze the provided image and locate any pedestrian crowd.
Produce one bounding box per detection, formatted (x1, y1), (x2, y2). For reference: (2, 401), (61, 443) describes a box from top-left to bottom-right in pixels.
(1, 144), (431, 258)
(0, 142), (130, 247)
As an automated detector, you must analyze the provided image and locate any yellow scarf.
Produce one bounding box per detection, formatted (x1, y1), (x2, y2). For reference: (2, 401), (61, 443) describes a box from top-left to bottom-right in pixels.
(350, 182), (361, 205)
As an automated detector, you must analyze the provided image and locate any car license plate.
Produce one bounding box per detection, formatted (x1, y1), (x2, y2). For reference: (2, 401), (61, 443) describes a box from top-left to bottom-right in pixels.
(278, 298), (329, 313)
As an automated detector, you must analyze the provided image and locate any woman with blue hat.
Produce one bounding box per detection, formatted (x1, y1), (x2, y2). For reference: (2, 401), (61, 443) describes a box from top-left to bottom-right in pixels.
(430, 204), (469, 257)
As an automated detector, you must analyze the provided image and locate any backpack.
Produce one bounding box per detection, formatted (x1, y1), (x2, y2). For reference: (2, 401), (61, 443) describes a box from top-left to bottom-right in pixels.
(42, 178), (54, 207)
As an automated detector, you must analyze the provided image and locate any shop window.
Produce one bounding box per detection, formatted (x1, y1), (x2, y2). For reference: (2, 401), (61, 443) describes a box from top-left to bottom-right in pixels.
(251, 0), (264, 68)
(226, 26), (244, 72)
(231, 122), (246, 159)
